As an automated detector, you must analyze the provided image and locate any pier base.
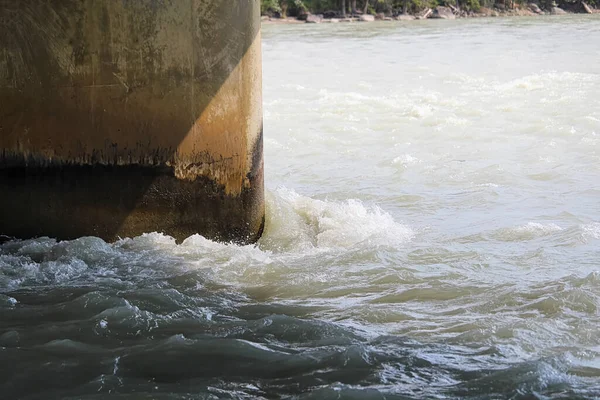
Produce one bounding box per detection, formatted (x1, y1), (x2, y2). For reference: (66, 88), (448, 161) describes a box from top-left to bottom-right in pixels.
(0, 0), (264, 243)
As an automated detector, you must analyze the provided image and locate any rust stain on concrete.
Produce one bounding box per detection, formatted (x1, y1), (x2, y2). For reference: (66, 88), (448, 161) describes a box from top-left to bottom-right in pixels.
(175, 32), (262, 195)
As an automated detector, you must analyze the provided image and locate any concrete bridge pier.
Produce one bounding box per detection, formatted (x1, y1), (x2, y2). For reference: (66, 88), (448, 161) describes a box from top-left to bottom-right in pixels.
(0, 1), (264, 243)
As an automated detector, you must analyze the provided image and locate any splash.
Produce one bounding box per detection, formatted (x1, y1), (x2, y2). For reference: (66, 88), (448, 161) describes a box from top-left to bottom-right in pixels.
(260, 187), (414, 252)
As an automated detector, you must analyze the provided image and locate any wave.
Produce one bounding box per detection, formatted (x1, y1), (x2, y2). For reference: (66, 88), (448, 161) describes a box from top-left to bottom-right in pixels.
(491, 222), (564, 242)
(260, 187), (414, 252)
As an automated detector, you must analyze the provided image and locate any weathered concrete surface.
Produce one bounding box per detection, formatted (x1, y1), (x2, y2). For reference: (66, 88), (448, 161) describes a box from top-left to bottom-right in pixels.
(0, 0), (264, 243)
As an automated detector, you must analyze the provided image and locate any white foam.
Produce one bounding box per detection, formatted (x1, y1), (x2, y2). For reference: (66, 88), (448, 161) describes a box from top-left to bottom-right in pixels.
(406, 104), (433, 118)
(443, 116), (469, 127)
(178, 234), (274, 267)
(115, 232), (177, 251)
(0, 295), (18, 307)
(581, 223), (600, 240)
(260, 188), (413, 252)
(476, 183), (500, 188)
(0, 255), (91, 290)
(392, 154), (421, 167)
(514, 222), (563, 235)
(496, 72), (598, 94)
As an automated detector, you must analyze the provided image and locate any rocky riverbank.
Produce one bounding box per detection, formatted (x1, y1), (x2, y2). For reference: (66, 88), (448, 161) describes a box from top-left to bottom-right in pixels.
(262, 2), (599, 24)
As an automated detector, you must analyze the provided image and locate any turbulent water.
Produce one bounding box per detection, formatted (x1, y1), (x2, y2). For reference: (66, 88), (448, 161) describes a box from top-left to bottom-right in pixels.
(2, 16), (600, 399)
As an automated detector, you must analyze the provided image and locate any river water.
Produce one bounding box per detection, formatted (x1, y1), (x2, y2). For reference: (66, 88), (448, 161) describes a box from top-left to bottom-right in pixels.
(2, 16), (600, 399)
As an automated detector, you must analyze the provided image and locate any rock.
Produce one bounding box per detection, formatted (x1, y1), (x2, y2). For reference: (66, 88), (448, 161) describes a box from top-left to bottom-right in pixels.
(417, 8), (433, 19)
(551, 6), (567, 14)
(430, 6), (455, 19)
(297, 12), (309, 21)
(339, 18), (353, 22)
(375, 12), (386, 20)
(329, 18), (340, 23)
(383, 17), (394, 21)
(582, 2), (593, 13)
(261, 15), (270, 21)
(515, 8), (535, 16)
(306, 14), (322, 23)
(359, 14), (375, 22)
(478, 7), (493, 16)
(395, 14), (416, 20)
(529, 3), (543, 14)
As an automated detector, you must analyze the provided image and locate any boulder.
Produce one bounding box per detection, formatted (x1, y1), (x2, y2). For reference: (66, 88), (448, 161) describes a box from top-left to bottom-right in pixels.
(515, 8), (535, 16)
(430, 6), (455, 19)
(262, 11), (281, 18)
(375, 12), (386, 20)
(417, 8), (433, 19)
(306, 14), (323, 23)
(395, 14), (416, 20)
(529, 3), (543, 13)
(297, 12), (309, 21)
(551, 6), (567, 14)
(359, 14), (375, 21)
(478, 7), (493, 16)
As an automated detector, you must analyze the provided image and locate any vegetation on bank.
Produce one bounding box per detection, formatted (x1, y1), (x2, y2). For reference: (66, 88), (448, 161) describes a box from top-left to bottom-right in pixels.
(261, 0), (597, 16)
